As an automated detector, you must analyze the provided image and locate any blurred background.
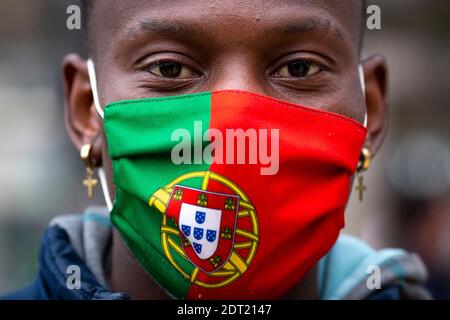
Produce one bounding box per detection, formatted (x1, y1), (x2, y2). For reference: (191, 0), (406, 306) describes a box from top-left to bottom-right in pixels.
(0, 0), (449, 298)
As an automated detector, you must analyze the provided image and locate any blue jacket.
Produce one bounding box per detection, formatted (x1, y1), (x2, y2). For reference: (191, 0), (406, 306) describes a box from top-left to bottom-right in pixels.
(1, 207), (431, 300)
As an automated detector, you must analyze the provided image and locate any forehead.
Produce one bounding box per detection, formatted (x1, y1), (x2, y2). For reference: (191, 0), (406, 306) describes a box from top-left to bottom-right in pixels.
(90, 0), (362, 55)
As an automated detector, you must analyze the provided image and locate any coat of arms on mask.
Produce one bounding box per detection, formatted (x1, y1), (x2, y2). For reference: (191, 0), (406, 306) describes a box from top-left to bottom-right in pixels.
(148, 171), (259, 288)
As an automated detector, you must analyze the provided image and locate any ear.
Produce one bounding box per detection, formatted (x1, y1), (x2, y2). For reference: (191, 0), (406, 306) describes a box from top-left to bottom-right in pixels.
(362, 54), (389, 158)
(62, 54), (102, 166)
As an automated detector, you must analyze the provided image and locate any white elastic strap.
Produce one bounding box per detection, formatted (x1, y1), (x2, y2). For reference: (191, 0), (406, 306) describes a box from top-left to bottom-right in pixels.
(98, 167), (113, 212)
(358, 64), (368, 128)
(87, 59), (104, 119)
(87, 59), (112, 211)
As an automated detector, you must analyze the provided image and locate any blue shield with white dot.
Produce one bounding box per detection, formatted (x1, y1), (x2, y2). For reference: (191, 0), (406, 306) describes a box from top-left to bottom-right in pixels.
(193, 227), (204, 240)
(206, 230), (217, 243)
(195, 211), (206, 224)
(181, 225), (191, 237)
(193, 242), (202, 254)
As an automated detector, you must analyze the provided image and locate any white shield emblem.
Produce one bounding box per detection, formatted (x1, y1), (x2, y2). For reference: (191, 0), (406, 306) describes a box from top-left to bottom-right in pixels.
(178, 203), (222, 260)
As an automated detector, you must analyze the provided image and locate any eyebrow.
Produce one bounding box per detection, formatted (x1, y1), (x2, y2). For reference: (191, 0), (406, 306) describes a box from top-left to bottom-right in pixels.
(277, 17), (345, 41)
(125, 20), (204, 41)
(124, 16), (345, 43)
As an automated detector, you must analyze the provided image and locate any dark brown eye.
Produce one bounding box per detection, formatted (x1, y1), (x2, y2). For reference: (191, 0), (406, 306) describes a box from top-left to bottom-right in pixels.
(148, 61), (198, 78)
(273, 60), (321, 78)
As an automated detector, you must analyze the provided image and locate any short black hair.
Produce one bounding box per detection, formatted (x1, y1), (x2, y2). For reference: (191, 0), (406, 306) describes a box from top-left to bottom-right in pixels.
(81, 0), (367, 52)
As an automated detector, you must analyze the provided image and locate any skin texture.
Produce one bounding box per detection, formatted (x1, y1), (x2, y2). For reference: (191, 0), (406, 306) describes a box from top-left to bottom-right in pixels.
(62, 0), (388, 299)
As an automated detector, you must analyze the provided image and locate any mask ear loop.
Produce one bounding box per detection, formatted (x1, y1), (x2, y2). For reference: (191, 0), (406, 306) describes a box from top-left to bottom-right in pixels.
(87, 59), (113, 212)
(98, 167), (113, 212)
(359, 64), (368, 128)
(87, 59), (104, 119)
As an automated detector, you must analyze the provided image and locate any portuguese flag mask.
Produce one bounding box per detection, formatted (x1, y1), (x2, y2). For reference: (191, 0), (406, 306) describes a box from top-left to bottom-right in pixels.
(88, 61), (367, 299)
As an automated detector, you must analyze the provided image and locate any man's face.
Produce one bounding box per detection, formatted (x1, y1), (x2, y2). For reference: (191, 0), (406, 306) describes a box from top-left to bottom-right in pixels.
(91, 0), (365, 121)
(64, 0), (387, 200)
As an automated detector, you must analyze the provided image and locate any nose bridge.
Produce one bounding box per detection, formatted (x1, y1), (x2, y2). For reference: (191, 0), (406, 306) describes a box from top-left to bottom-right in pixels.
(209, 53), (266, 94)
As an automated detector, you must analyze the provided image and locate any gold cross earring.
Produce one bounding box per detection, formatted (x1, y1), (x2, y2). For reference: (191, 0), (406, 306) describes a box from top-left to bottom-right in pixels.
(355, 147), (371, 202)
(80, 144), (98, 198)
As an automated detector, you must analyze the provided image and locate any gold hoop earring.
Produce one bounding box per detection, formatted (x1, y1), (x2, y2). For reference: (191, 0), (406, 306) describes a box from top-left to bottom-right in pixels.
(80, 144), (98, 198)
(355, 147), (372, 202)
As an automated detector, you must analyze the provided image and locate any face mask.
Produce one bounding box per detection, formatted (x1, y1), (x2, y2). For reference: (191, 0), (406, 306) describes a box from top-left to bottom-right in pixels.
(87, 60), (367, 299)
